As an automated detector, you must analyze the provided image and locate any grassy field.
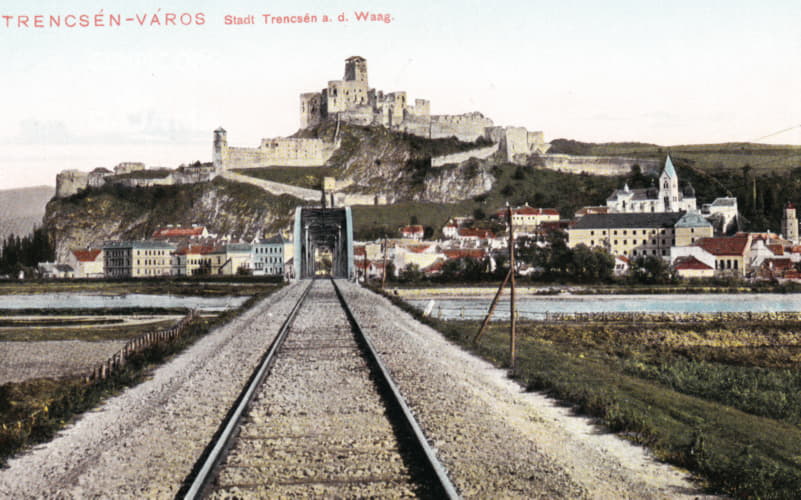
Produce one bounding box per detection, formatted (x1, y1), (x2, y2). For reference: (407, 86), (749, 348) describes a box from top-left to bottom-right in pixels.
(0, 277), (282, 296)
(0, 317), (181, 342)
(383, 290), (801, 498)
(550, 139), (801, 175)
(232, 166), (338, 190)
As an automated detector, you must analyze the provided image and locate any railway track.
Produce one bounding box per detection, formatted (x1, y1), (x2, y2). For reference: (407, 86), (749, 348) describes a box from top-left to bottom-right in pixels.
(181, 279), (458, 499)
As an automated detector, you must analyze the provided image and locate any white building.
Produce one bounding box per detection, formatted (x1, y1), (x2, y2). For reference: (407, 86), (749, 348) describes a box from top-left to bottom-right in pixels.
(607, 156), (697, 214)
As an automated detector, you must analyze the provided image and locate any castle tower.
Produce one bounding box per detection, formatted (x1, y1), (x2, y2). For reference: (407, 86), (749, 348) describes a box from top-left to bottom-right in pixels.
(344, 56), (368, 84)
(782, 202), (799, 243)
(213, 127), (227, 169)
(658, 155), (680, 211)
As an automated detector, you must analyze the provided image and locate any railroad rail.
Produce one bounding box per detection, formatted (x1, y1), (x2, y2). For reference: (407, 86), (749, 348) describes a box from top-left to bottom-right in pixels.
(179, 279), (459, 499)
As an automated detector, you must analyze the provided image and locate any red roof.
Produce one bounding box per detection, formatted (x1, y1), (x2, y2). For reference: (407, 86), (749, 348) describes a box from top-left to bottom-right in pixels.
(72, 249), (102, 262)
(423, 259), (446, 274)
(443, 249), (486, 260)
(406, 244), (431, 254)
(152, 226), (206, 239)
(457, 228), (494, 239)
(768, 244), (785, 256)
(496, 206), (559, 217)
(176, 245), (216, 256)
(763, 258), (794, 271)
(354, 246), (366, 257)
(695, 236), (750, 256)
(673, 256), (713, 270)
(401, 225), (424, 234)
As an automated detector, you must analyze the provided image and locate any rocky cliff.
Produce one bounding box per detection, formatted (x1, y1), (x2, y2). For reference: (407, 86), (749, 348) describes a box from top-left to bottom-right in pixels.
(44, 177), (306, 261)
(294, 122), (497, 203)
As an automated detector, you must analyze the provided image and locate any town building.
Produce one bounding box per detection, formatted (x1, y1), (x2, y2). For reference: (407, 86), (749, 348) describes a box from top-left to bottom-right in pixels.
(692, 234), (752, 276)
(498, 204), (560, 233)
(568, 212), (687, 258)
(222, 243), (253, 275)
(252, 235), (288, 276)
(781, 202), (799, 243)
(103, 240), (175, 278)
(66, 248), (104, 278)
(400, 225), (425, 241)
(673, 256), (715, 278)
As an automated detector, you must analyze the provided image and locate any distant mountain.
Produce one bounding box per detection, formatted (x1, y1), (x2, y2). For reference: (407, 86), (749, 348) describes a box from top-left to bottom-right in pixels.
(0, 186), (54, 241)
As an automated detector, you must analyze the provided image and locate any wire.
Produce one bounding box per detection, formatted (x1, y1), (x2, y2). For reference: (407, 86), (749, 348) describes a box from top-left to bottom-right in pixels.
(751, 124), (801, 143)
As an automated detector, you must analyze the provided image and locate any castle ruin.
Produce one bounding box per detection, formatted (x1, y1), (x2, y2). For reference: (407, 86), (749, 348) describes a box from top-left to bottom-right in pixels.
(213, 56), (551, 170)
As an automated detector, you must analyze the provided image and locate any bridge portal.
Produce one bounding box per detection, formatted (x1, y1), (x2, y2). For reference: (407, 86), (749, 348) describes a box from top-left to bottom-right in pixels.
(293, 207), (354, 279)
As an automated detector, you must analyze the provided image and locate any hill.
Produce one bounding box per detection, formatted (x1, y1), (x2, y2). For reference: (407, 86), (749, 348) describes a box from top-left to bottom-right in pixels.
(0, 186), (54, 241)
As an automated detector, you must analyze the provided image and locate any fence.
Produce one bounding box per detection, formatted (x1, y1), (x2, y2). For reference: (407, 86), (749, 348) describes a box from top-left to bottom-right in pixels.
(542, 311), (801, 323)
(87, 310), (199, 382)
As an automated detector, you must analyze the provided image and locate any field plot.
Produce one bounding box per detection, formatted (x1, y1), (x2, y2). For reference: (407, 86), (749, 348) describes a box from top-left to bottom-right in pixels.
(0, 279), (282, 466)
(399, 303), (801, 499)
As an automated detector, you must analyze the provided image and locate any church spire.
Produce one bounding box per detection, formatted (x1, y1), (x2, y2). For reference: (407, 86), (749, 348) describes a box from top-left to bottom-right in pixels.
(663, 154), (677, 178)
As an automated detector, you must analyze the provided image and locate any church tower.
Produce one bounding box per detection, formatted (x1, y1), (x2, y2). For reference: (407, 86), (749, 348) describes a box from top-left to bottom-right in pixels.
(782, 202), (799, 243)
(658, 155), (680, 212)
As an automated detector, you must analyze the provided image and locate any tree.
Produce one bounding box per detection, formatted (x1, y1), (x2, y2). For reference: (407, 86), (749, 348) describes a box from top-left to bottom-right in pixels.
(630, 255), (672, 284)
(399, 263), (423, 283)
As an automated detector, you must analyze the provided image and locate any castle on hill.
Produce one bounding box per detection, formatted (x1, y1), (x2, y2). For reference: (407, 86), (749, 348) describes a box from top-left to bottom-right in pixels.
(213, 56), (551, 170)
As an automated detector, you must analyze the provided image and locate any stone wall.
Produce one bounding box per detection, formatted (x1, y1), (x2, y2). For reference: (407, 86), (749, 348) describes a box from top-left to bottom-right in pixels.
(222, 138), (338, 169)
(56, 170), (89, 198)
(539, 154), (661, 176)
(221, 170), (322, 201)
(429, 112), (494, 142)
(431, 144), (499, 167)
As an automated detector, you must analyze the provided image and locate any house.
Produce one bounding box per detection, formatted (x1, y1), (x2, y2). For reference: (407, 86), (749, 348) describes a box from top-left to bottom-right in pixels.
(673, 256), (715, 278)
(442, 220), (459, 239)
(66, 248), (104, 278)
(613, 255), (630, 276)
(37, 262), (74, 279)
(497, 204), (559, 232)
(456, 228), (494, 243)
(400, 225), (425, 241)
(673, 211), (715, 246)
(693, 234), (751, 276)
(575, 206), (609, 218)
(103, 240), (175, 278)
(394, 244), (442, 272)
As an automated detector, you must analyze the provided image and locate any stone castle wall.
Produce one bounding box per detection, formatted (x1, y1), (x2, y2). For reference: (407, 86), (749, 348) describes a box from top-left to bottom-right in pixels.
(220, 138), (338, 169)
(539, 154), (661, 176)
(429, 113), (494, 142)
(431, 144), (499, 167)
(55, 164), (217, 199)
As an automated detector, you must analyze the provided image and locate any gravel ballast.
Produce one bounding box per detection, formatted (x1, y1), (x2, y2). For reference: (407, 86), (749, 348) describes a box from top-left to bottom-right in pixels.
(210, 280), (431, 498)
(338, 281), (717, 499)
(0, 283), (306, 499)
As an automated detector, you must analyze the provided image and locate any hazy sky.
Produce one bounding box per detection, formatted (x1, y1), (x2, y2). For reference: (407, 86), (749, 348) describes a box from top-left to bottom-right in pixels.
(1, 0), (800, 189)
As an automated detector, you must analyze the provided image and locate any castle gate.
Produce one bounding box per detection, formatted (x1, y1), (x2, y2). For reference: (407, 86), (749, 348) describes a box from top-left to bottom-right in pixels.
(293, 207), (354, 279)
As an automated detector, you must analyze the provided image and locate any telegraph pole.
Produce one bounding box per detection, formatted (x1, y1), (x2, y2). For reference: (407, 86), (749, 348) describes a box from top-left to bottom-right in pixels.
(508, 202), (517, 375)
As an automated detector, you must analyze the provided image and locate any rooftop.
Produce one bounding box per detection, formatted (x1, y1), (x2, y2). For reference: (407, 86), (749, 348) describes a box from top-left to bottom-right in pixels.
(571, 212), (684, 230)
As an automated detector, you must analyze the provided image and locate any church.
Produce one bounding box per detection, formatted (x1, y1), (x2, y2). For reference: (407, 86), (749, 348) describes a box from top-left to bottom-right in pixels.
(606, 156), (697, 213)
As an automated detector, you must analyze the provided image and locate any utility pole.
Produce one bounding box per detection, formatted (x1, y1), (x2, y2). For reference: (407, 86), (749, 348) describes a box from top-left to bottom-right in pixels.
(508, 202), (517, 375)
(381, 237), (389, 289)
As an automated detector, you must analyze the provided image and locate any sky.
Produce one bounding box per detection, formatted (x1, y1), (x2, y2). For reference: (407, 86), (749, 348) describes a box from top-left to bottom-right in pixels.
(1, 0), (800, 189)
